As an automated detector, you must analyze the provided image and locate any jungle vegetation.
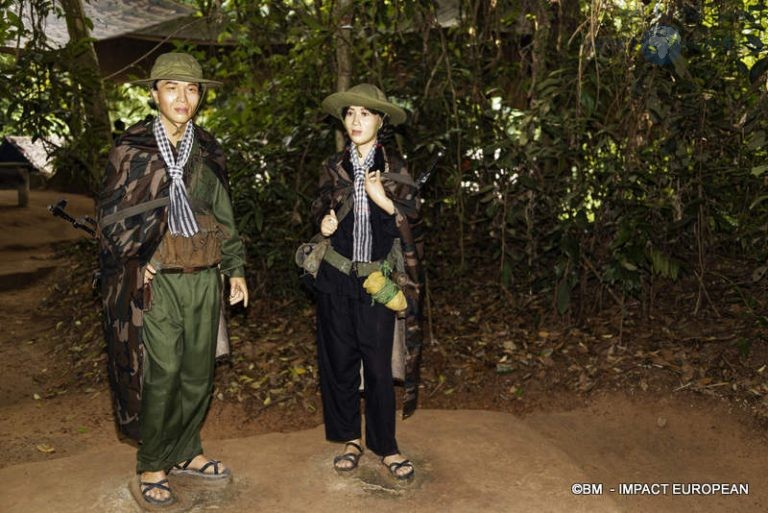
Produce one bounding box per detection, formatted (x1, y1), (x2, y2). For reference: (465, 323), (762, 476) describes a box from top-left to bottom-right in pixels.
(3, 0), (768, 322)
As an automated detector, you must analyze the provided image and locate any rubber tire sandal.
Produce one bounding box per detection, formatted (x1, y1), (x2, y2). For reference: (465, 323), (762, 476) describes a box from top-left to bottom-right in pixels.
(333, 441), (364, 472)
(383, 457), (415, 481)
(139, 478), (175, 506)
(170, 458), (231, 480)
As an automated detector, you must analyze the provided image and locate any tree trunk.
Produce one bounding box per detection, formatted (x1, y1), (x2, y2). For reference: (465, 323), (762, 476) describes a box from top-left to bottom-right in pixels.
(529, 1), (551, 102)
(333, 0), (353, 152)
(556, 0), (581, 53)
(59, 0), (112, 188)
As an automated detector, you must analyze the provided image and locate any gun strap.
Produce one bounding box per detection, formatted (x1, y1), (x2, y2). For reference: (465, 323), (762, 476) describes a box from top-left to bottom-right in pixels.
(100, 197), (170, 228)
(100, 196), (213, 229)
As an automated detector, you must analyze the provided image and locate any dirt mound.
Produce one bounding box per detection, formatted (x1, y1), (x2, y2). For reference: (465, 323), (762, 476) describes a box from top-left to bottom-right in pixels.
(1, 410), (623, 513)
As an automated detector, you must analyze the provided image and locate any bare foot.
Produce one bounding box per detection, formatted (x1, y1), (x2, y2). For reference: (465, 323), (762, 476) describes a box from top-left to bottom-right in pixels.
(139, 470), (172, 503)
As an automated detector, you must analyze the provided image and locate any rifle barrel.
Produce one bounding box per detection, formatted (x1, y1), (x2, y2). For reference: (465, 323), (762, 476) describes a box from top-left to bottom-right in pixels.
(47, 200), (96, 237)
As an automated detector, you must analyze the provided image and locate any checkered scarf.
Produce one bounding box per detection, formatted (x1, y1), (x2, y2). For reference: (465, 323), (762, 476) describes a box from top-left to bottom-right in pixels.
(350, 142), (377, 263)
(153, 117), (199, 237)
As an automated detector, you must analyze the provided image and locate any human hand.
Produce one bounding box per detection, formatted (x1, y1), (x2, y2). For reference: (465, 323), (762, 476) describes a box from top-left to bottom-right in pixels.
(229, 276), (249, 307)
(320, 209), (338, 237)
(364, 170), (386, 201)
(365, 171), (395, 214)
(143, 263), (156, 285)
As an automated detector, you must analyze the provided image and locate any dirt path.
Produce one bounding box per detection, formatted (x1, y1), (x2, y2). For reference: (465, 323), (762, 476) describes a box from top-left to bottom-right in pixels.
(0, 190), (115, 468)
(1, 190), (767, 513)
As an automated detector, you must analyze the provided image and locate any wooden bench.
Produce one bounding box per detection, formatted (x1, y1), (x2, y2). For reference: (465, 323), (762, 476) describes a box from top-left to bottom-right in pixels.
(0, 162), (31, 207)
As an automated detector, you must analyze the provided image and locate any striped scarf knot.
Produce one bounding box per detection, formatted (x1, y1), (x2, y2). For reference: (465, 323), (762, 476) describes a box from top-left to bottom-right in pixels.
(153, 117), (199, 237)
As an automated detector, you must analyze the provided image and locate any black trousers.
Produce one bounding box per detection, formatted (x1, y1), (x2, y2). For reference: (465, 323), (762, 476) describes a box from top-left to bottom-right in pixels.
(316, 291), (398, 457)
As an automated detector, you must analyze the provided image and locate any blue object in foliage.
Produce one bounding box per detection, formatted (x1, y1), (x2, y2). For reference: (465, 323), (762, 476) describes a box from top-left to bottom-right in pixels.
(642, 25), (682, 66)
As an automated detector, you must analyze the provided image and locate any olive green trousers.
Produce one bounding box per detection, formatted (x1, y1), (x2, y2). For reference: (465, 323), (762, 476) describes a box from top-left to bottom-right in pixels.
(136, 269), (220, 473)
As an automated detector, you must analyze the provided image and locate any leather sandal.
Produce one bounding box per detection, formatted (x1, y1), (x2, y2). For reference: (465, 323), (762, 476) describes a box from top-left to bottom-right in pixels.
(170, 457), (231, 480)
(382, 456), (415, 481)
(333, 441), (364, 472)
(139, 478), (175, 506)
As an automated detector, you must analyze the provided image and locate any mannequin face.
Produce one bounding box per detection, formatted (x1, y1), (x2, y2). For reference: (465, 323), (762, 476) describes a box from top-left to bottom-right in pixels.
(151, 80), (201, 131)
(343, 106), (382, 148)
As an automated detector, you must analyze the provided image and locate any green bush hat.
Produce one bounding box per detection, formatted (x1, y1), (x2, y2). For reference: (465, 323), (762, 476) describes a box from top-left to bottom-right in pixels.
(321, 83), (406, 125)
(130, 52), (222, 87)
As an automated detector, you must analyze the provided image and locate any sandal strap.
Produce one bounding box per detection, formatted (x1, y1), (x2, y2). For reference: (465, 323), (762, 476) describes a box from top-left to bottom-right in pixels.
(198, 459), (221, 474)
(173, 458), (223, 474)
(387, 459), (413, 472)
(140, 479), (171, 493)
(334, 452), (360, 465)
(344, 441), (363, 455)
(173, 458), (193, 470)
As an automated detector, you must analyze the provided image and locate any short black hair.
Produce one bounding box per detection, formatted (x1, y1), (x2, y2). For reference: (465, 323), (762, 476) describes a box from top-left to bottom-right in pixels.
(341, 106), (386, 119)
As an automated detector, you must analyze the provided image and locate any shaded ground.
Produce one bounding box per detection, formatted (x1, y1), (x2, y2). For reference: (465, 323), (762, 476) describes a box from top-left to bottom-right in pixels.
(1, 190), (768, 513)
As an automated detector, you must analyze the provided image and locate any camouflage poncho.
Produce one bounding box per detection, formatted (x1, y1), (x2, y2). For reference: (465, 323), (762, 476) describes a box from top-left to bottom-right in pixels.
(97, 119), (228, 441)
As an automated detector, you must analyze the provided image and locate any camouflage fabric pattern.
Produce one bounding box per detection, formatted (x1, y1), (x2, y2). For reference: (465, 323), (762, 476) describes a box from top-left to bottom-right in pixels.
(311, 145), (425, 418)
(97, 119), (227, 440)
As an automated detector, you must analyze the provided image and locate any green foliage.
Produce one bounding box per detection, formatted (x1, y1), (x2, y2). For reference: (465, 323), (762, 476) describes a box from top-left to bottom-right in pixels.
(8, 0), (768, 310)
(0, 1), (73, 139)
(1, 0), (112, 191)
(179, 0), (768, 304)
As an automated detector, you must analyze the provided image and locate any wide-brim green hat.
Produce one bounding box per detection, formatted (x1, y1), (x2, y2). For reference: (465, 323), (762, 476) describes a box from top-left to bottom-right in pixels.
(321, 83), (406, 125)
(131, 52), (222, 86)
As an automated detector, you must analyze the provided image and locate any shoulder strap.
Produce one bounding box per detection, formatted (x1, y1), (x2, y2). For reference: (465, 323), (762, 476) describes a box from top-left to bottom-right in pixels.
(335, 189), (354, 224)
(100, 197), (170, 228)
(310, 187), (354, 243)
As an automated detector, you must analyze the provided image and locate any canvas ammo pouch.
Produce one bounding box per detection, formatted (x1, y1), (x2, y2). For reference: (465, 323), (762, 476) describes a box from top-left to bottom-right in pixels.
(154, 212), (225, 269)
(295, 234), (330, 278)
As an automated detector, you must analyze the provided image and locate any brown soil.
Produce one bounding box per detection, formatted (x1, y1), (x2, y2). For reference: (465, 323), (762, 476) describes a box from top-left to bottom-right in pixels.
(2, 190), (768, 513)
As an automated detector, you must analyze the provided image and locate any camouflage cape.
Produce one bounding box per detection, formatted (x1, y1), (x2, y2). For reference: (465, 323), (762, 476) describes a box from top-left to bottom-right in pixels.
(97, 119), (228, 441)
(311, 144), (425, 418)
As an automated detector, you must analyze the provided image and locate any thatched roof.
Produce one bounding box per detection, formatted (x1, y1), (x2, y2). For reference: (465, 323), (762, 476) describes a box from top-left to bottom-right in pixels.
(3, 0), (506, 82)
(3, 0), (228, 81)
(8, 0), (221, 49)
(9, 0), (472, 51)
(0, 136), (63, 177)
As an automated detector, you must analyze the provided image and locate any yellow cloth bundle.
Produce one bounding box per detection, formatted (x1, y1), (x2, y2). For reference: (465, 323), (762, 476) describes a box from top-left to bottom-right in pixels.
(363, 270), (407, 312)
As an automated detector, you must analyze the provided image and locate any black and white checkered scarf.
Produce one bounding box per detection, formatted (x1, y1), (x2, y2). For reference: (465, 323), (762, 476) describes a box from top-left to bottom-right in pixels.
(350, 142), (377, 263)
(153, 117), (199, 237)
